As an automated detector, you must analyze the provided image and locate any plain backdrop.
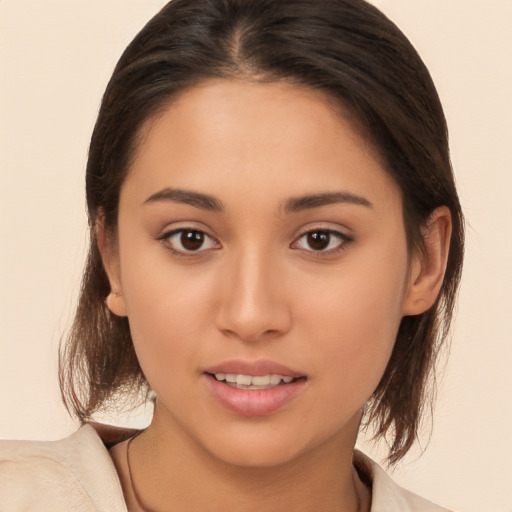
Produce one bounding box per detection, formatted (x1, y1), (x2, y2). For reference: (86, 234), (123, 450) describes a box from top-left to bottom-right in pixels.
(1, 1), (511, 511)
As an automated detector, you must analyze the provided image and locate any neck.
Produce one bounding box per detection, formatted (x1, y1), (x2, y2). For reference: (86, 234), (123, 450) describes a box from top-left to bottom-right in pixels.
(125, 401), (367, 512)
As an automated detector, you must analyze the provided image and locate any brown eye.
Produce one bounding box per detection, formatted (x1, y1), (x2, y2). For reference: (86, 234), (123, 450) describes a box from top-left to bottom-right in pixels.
(163, 228), (219, 254)
(306, 231), (331, 251)
(181, 230), (205, 251)
(293, 229), (350, 254)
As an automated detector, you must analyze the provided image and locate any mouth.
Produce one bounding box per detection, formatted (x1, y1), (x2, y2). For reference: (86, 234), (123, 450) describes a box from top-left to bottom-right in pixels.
(203, 360), (307, 416)
(207, 372), (303, 390)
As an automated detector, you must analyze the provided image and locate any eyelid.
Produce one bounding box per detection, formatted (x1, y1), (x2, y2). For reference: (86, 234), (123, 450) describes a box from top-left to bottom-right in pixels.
(157, 226), (221, 255)
(291, 227), (353, 254)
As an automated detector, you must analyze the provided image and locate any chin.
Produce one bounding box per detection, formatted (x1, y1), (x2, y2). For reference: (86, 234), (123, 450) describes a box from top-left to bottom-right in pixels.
(194, 418), (340, 470)
(210, 437), (307, 469)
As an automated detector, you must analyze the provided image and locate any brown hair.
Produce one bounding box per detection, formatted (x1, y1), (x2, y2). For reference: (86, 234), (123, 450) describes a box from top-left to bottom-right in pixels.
(60, 0), (464, 464)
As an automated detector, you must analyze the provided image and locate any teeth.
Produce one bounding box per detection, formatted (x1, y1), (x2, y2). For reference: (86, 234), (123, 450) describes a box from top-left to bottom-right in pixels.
(270, 375), (281, 385)
(252, 375), (271, 386)
(236, 374), (252, 385)
(213, 373), (296, 388)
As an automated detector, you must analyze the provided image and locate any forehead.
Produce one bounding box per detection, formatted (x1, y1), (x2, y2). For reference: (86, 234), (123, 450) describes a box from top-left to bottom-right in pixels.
(123, 79), (400, 212)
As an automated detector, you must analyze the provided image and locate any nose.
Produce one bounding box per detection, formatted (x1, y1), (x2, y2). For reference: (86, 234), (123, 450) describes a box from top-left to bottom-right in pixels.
(215, 248), (292, 343)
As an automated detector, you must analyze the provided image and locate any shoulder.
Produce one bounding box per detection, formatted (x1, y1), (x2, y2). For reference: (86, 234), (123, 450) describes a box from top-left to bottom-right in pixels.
(354, 450), (455, 512)
(0, 425), (126, 512)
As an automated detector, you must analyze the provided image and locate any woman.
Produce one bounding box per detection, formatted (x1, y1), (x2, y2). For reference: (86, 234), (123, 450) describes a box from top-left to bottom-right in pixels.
(0, 0), (464, 510)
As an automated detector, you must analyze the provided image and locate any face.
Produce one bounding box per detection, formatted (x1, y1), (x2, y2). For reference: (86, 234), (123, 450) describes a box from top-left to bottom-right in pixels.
(105, 80), (419, 467)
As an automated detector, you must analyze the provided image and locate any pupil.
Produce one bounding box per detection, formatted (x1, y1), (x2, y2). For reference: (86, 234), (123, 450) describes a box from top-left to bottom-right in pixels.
(307, 231), (330, 250)
(181, 230), (204, 251)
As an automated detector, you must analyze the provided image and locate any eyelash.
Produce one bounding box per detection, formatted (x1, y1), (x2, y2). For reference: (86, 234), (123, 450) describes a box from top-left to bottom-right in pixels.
(158, 228), (219, 256)
(158, 228), (352, 256)
(292, 229), (353, 255)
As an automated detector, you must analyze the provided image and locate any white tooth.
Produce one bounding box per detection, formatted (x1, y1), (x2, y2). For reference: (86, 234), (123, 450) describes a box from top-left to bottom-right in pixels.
(247, 384), (273, 390)
(282, 376), (294, 384)
(270, 375), (281, 386)
(225, 374), (237, 383)
(236, 374), (252, 385)
(252, 375), (271, 386)
(215, 373), (226, 381)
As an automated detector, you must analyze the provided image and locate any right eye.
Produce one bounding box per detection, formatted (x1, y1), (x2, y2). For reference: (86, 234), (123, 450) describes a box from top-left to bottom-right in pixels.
(161, 229), (220, 254)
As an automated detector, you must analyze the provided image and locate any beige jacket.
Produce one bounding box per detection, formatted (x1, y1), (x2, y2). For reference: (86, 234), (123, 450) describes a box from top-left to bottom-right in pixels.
(0, 425), (452, 511)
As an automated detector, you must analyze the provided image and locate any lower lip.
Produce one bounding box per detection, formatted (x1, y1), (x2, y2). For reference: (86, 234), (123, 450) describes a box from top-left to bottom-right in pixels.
(204, 374), (306, 417)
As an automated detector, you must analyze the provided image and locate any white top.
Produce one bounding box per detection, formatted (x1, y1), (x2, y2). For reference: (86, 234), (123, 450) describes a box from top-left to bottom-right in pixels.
(0, 425), (452, 511)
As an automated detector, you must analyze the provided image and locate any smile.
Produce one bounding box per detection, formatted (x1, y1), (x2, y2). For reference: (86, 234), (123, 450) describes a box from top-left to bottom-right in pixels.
(203, 361), (307, 416)
(211, 373), (295, 390)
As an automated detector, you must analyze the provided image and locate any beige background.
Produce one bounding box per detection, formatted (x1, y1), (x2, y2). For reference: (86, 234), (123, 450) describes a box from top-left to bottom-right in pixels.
(1, 1), (511, 511)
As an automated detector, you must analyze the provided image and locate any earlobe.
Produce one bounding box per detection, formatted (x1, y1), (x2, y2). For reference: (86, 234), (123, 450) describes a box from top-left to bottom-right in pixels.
(105, 290), (127, 317)
(96, 214), (128, 317)
(402, 206), (452, 316)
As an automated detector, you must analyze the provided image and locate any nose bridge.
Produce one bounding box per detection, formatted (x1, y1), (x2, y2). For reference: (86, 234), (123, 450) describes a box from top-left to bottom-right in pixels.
(216, 242), (290, 342)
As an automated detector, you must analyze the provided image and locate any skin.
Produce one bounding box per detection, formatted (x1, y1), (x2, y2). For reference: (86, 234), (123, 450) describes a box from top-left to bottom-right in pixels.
(101, 80), (451, 511)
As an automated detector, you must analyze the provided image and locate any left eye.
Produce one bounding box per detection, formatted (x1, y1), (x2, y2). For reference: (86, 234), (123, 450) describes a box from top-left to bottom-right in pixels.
(163, 229), (219, 253)
(293, 230), (349, 253)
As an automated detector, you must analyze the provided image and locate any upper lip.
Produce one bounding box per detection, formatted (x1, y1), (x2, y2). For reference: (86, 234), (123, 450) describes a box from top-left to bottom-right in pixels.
(204, 359), (304, 378)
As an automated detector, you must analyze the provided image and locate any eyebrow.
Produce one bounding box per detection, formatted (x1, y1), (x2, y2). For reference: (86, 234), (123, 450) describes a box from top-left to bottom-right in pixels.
(144, 187), (224, 212)
(144, 187), (372, 214)
(284, 192), (373, 213)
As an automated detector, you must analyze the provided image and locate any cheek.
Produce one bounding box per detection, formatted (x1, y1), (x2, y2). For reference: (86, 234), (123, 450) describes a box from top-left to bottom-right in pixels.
(294, 244), (408, 400)
(117, 243), (218, 384)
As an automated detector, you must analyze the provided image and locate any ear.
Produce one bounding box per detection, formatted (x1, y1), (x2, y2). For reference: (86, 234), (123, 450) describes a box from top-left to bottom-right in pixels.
(402, 206), (452, 316)
(96, 214), (127, 317)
